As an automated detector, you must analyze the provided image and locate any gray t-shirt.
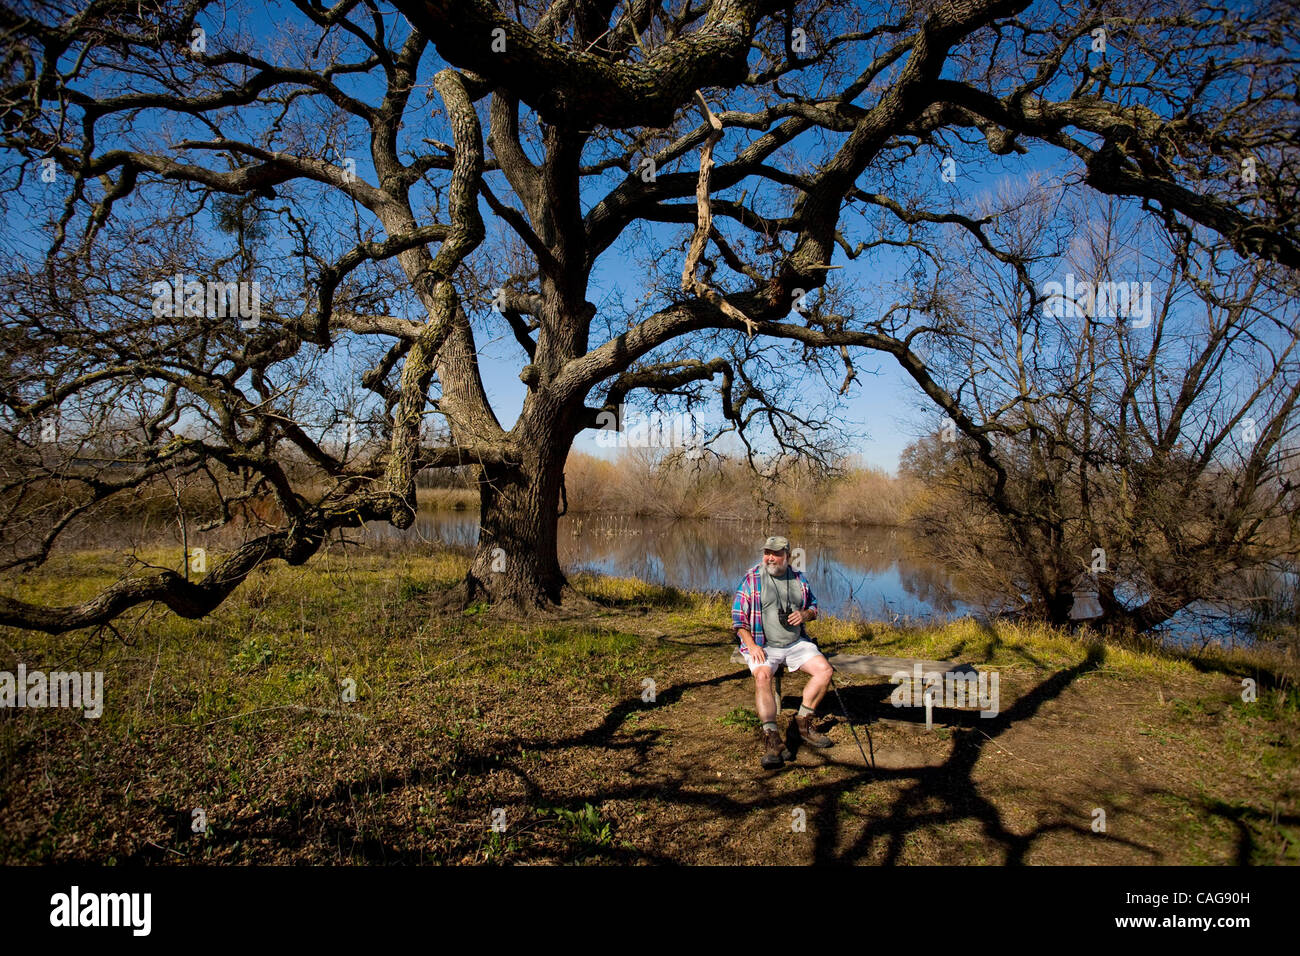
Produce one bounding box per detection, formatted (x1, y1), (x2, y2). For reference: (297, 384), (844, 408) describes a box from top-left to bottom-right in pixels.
(761, 568), (804, 649)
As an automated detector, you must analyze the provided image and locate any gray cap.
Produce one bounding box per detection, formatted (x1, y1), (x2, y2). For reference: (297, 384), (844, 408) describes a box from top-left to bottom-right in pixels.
(763, 535), (790, 552)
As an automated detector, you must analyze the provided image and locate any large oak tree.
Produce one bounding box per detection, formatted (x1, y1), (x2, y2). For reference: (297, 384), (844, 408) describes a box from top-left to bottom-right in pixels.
(0, 0), (1296, 631)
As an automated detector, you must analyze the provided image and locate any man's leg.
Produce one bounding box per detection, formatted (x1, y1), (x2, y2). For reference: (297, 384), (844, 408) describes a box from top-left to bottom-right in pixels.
(799, 653), (833, 711)
(753, 665), (777, 725)
(792, 651), (834, 748)
(750, 655), (792, 767)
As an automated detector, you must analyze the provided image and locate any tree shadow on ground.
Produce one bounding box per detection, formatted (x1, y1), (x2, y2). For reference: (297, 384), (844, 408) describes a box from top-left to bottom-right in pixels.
(136, 625), (1173, 865)
(810, 642), (1159, 864)
(133, 670), (742, 864)
(512, 632), (1164, 865)
(1202, 796), (1300, 865)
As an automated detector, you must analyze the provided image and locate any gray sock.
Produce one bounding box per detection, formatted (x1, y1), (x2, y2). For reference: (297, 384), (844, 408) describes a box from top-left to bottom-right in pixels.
(798, 704), (815, 717)
(761, 721), (779, 733)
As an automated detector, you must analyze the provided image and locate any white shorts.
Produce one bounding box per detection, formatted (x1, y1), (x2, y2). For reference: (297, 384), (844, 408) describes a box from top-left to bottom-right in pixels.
(740, 640), (824, 676)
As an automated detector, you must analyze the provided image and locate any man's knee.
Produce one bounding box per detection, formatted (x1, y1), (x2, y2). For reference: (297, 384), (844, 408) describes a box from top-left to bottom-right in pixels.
(753, 667), (772, 686)
(807, 656), (832, 679)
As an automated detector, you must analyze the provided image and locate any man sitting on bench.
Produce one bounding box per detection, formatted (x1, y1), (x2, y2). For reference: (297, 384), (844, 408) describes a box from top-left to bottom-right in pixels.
(732, 536), (834, 769)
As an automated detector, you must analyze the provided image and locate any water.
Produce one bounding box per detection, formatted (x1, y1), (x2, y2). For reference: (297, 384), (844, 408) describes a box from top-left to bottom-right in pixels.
(51, 506), (1291, 646)
(366, 511), (1295, 647)
(369, 511), (999, 622)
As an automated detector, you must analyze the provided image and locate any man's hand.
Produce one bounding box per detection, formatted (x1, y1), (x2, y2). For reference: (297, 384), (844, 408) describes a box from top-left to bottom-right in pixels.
(787, 607), (815, 626)
(739, 631), (765, 664)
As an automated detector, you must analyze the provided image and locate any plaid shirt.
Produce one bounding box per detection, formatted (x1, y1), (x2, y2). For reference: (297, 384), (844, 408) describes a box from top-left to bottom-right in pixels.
(731, 563), (817, 649)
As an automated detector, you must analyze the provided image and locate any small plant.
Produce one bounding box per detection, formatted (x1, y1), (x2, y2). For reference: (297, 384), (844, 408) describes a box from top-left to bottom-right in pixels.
(229, 637), (275, 671)
(543, 803), (613, 848)
(719, 707), (760, 731)
(482, 828), (518, 863)
(398, 577), (430, 601)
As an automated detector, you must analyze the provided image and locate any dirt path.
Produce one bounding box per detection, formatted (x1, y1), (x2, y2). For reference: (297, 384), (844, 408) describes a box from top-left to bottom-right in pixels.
(494, 616), (1294, 865)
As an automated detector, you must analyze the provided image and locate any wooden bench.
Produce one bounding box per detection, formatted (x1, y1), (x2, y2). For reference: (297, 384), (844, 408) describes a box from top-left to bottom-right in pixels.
(729, 647), (985, 729)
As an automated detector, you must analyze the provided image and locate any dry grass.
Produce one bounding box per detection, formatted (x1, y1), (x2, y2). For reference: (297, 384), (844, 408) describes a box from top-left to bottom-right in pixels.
(416, 487), (479, 512)
(563, 450), (917, 524)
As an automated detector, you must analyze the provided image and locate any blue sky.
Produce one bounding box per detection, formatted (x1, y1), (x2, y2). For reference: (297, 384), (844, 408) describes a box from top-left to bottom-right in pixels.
(5, 1), (1210, 475)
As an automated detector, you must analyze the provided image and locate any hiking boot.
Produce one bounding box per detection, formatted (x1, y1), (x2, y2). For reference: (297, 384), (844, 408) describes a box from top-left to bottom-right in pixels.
(795, 712), (834, 748)
(760, 728), (786, 768)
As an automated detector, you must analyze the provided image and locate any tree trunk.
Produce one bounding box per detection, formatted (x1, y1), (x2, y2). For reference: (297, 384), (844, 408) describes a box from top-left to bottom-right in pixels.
(461, 441), (570, 612)
(1045, 588), (1075, 628)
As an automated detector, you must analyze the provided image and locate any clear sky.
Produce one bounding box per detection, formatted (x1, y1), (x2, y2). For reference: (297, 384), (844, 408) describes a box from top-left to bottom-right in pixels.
(1, 1), (1122, 476)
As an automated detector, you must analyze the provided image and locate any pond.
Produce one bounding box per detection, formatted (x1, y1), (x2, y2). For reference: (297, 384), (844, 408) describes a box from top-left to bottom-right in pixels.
(57, 505), (1290, 648)
(362, 510), (1289, 647)
(364, 511), (966, 621)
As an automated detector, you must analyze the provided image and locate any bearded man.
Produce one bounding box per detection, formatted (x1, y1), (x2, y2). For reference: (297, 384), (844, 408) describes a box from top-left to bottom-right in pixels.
(731, 536), (834, 769)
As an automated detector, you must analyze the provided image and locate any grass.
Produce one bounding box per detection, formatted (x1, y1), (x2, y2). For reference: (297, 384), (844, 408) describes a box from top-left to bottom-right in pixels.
(541, 803), (614, 848)
(720, 707), (760, 731)
(410, 451), (918, 525)
(1, 545), (1296, 865)
(416, 487), (479, 512)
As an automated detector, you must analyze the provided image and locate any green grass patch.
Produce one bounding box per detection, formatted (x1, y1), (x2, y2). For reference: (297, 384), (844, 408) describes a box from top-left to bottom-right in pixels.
(719, 707), (759, 731)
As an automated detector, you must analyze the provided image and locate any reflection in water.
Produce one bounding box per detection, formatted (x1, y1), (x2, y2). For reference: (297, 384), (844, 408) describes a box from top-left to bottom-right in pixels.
(371, 511), (981, 622)
(74, 508), (1284, 646)
(369, 511), (1291, 645)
